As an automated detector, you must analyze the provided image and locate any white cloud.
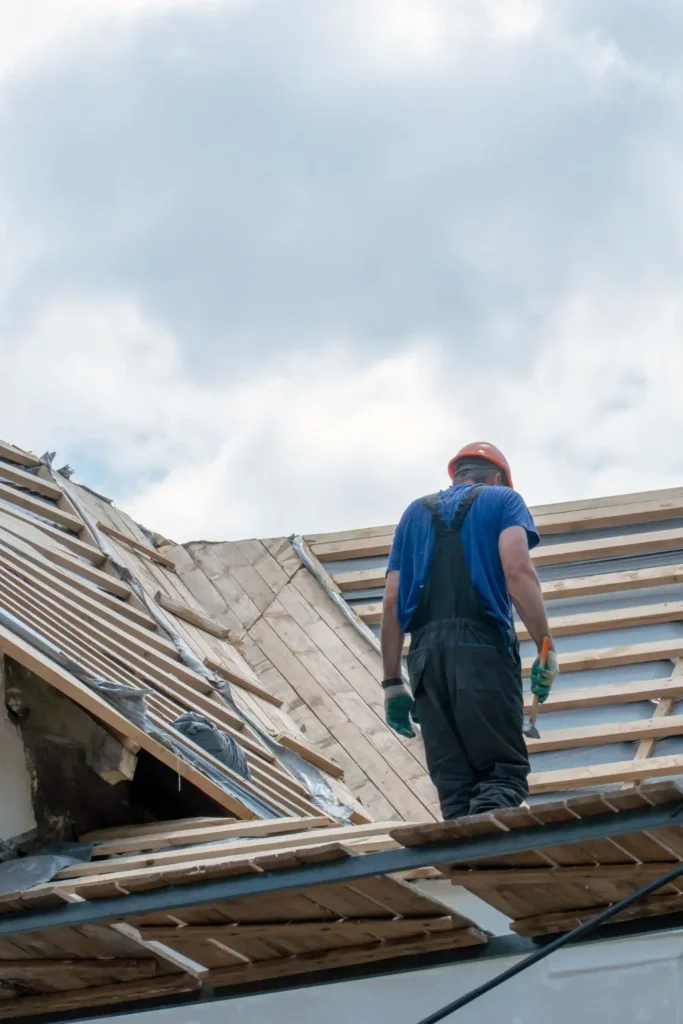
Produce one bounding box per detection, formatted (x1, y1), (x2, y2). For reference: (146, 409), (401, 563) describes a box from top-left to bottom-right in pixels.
(3, 288), (683, 543)
(2, 0), (683, 545)
(0, 0), (246, 83)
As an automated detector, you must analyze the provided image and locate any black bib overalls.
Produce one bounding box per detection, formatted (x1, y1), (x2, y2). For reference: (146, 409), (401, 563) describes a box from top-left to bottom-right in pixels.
(406, 485), (530, 819)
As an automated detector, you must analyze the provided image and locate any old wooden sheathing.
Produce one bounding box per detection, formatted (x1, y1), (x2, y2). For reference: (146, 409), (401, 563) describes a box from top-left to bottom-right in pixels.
(4, 784), (683, 1017)
(0, 814), (485, 1019)
(0, 440), (358, 824)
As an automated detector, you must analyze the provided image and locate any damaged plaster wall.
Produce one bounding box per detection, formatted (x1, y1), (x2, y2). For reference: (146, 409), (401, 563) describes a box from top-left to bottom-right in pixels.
(0, 656), (35, 848)
(2, 657), (138, 850)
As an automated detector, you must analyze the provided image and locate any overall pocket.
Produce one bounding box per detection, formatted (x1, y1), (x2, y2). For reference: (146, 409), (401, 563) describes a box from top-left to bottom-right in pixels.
(405, 645), (430, 697)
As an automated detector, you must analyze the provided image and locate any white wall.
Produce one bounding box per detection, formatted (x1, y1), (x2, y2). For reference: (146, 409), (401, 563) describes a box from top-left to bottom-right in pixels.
(0, 657), (35, 843)
(86, 927), (683, 1024)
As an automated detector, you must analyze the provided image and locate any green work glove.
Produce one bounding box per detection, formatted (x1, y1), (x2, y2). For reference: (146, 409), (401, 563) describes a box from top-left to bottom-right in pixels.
(530, 647), (559, 704)
(382, 678), (416, 739)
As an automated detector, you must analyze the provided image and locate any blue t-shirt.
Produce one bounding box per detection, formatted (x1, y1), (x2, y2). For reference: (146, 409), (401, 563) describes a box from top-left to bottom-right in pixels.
(387, 485), (540, 634)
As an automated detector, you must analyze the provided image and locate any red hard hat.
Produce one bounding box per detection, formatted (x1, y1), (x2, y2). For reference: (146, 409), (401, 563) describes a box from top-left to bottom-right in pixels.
(448, 442), (513, 488)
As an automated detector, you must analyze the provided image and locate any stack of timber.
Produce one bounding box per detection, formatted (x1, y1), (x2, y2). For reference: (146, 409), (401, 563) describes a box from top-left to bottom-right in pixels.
(0, 440), (360, 824)
(0, 814), (485, 1019)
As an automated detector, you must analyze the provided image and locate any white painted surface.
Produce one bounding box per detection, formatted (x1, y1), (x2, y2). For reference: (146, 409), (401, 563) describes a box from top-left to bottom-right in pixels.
(0, 658), (35, 842)
(412, 877), (512, 934)
(84, 927), (683, 1024)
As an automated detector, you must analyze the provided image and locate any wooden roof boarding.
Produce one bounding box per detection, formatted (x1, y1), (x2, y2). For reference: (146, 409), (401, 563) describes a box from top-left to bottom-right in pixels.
(0, 440), (359, 825)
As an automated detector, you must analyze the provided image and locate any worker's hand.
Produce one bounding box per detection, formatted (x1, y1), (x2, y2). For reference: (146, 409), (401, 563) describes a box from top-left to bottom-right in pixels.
(530, 647), (559, 703)
(382, 679), (416, 738)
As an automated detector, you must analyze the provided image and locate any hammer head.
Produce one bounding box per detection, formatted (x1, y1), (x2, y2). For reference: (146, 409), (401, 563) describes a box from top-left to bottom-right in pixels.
(522, 720), (540, 740)
(523, 695), (540, 740)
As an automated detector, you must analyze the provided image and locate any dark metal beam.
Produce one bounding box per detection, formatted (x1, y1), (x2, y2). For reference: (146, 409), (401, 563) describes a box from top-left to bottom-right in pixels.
(1, 798), (683, 938)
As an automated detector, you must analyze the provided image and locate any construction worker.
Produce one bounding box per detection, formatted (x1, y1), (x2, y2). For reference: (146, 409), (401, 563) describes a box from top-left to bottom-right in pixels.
(381, 442), (559, 819)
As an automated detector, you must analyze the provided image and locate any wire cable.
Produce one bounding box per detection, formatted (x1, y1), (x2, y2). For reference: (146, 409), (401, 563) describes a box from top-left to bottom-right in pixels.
(416, 859), (683, 1023)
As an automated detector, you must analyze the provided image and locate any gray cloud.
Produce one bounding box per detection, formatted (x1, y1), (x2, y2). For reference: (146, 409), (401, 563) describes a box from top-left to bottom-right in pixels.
(2, 1), (683, 537)
(3, 2), (682, 371)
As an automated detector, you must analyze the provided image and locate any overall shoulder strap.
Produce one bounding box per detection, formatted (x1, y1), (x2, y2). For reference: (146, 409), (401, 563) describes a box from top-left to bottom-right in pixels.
(450, 484), (485, 532)
(422, 493), (445, 530)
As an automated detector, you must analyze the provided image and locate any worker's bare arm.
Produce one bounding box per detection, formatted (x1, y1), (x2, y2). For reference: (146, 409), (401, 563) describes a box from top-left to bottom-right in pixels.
(381, 570), (405, 679)
(499, 526), (552, 651)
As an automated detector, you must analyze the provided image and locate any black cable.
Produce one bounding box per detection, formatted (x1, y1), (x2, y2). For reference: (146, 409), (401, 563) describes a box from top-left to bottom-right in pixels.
(416, 859), (683, 1023)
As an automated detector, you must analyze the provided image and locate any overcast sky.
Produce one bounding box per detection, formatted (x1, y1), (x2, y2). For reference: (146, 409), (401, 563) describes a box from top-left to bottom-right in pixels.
(1, 0), (683, 541)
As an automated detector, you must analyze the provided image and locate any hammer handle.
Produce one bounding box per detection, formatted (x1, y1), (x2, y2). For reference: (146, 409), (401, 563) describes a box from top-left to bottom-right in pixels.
(529, 638), (552, 727)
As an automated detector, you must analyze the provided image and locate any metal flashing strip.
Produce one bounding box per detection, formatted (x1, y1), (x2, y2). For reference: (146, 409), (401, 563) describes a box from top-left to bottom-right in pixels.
(2, 799), (683, 939)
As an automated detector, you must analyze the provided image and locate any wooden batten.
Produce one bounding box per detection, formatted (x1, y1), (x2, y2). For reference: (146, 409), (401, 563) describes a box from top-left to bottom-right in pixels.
(0, 481), (84, 534)
(204, 655), (284, 707)
(155, 591), (233, 639)
(0, 440), (41, 468)
(98, 522), (177, 569)
(0, 461), (62, 499)
(275, 732), (345, 779)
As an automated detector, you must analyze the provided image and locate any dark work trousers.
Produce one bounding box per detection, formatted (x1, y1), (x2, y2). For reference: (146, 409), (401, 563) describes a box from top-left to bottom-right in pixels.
(406, 486), (530, 820)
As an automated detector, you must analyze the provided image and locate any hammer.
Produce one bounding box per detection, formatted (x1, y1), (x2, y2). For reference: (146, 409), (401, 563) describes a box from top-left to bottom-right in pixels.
(523, 636), (551, 740)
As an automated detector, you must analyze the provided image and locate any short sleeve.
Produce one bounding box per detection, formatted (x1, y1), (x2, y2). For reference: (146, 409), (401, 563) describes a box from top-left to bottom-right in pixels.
(499, 490), (540, 550)
(387, 505), (411, 573)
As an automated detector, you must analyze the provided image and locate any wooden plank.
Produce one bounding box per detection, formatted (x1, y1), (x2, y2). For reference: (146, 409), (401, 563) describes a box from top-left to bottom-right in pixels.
(97, 522), (176, 569)
(204, 927), (487, 988)
(526, 713), (683, 753)
(0, 481), (84, 533)
(311, 535), (395, 562)
(533, 496), (683, 535)
(205, 656), (283, 708)
(0, 501), (106, 565)
(306, 488), (683, 547)
(0, 973), (199, 1019)
(450, 863), (678, 886)
(518, 600), (683, 642)
(93, 816), (333, 856)
(55, 822), (403, 879)
(631, 699), (676, 763)
(0, 516), (130, 599)
(530, 485), (683, 519)
(94, 815), (333, 856)
(522, 638), (683, 677)
(0, 462), (62, 499)
(0, 562), (249, 736)
(340, 526), (683, 591)
(140, 917), (456, 943)
(533, 526), (683, 568)
(305, 525), (397, 546)
(308, 496), (683, 562)
(0, 545), (185, 662)
(275, 733), (345, 779)
(511, 891), (683, 937)
(88, 729), (138, 785)
(365, 597), (683, 645)
(0, 621), (260, 818)
(0, 543), (171, 651)
(340, 562), (683, 598)
(82, 817), (234, 841)
(622, 663), (683, 789)
(542, 564), (683, 601)
(523, 676), (683, 714)
(529, 754), (683, 793)
(0, 957), (159, 982)
(0, 440), (41, 467)
(155, 591), (233, 639)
